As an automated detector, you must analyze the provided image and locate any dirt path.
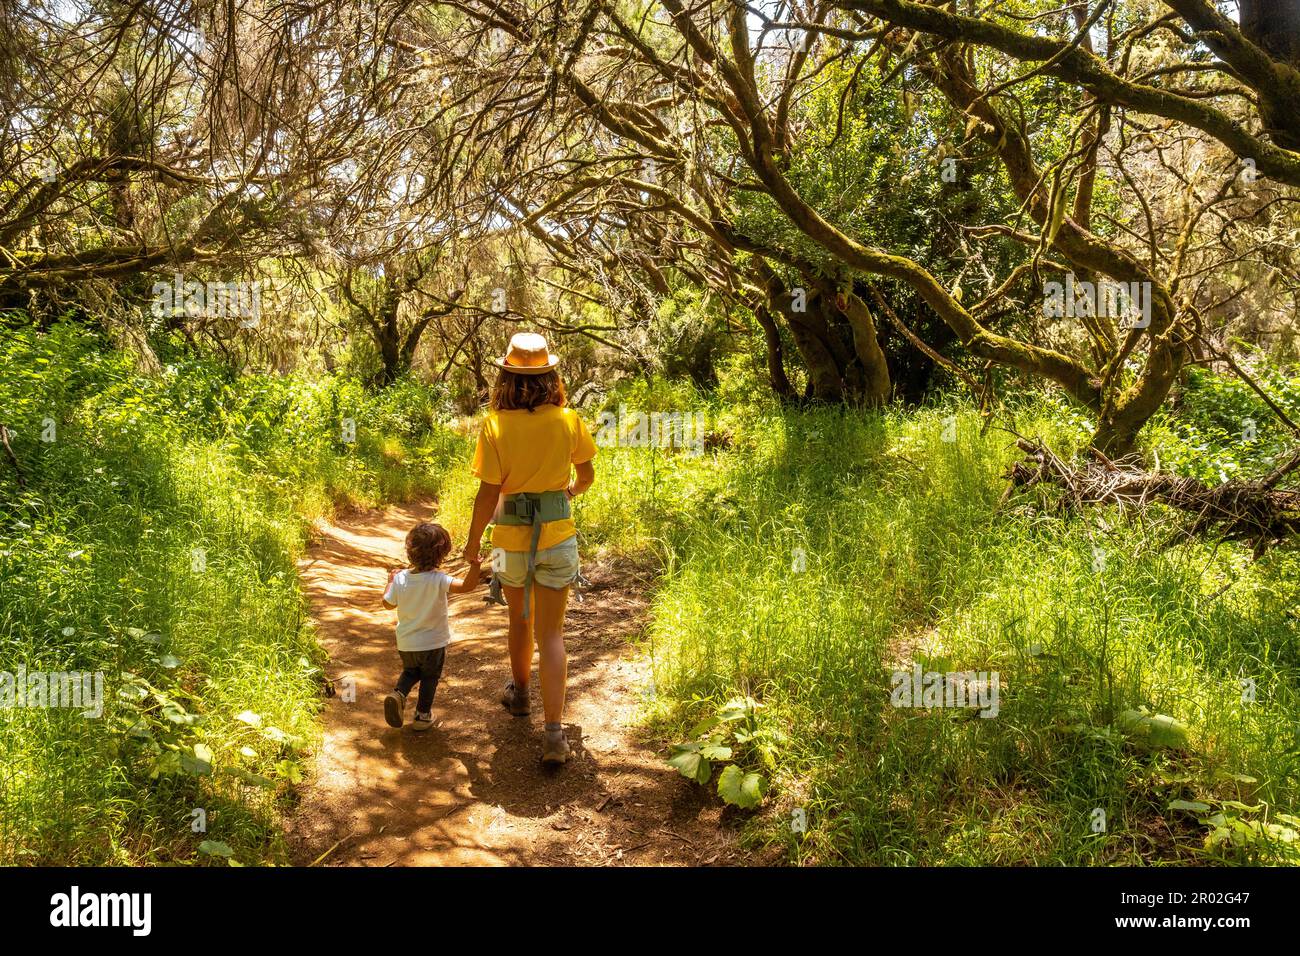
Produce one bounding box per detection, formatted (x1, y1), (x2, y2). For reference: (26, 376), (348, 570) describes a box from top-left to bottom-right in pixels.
(287, 500), (742, 866)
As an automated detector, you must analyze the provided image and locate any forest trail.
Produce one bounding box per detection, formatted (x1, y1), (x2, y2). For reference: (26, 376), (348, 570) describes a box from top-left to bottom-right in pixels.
(287, 500), (741, 866)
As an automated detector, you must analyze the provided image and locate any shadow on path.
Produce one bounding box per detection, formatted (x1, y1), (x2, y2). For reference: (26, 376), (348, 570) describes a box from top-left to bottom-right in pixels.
(287, 500), (742, 866)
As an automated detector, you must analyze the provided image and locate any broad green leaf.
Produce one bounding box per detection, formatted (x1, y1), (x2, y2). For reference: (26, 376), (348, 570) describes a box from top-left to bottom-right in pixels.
(198, 840), (233, 857)
(1117, 709), (1189, 749)
(118, 682), (149, 702)
(717, 765), (765, 809)
(150, 750), (183, 778)
(1263, 823), (1298, 843)
(718, 696), (760, 722)
(687, 715), (721, 738)
(1168, 800), (1211, 812)
(915, 654), (953, 675)
(160, 701), (192, 725)
(1211, 769), (1257, 784)
(668, 749), (711, 784)
(181, 743), (213, 775)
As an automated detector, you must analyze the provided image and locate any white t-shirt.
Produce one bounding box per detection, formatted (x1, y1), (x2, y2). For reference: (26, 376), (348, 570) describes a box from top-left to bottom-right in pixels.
(383, 570), (453, 651)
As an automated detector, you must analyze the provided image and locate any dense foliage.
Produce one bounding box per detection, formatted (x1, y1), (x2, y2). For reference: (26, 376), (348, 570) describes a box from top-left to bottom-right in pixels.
(3, 0), (1300, 868)
(0, 323), (458, 863)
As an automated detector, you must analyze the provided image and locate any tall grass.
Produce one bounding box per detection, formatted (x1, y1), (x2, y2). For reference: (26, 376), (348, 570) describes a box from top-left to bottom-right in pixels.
(0, 324), (460, 864)
(567, 384), (1300, 865)
(6, 323), (1297, 867)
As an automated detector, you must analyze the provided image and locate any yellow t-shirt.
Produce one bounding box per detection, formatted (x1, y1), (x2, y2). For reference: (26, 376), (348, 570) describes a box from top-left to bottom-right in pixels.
(472, 404), (598, 552)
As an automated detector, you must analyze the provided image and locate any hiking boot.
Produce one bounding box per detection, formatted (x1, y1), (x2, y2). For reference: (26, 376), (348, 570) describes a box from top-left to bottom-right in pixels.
(542, 725), (570, 765)
(501, 680), (530, 716)
(384, 691), (406, 728)
(412, 712), (434, 732)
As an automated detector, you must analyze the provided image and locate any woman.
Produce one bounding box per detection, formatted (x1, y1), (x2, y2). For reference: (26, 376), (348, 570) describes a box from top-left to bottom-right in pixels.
(463, 332), (597, 765)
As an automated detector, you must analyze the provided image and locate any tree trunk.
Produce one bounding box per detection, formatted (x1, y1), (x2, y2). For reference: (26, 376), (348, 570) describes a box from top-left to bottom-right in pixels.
(786, 311), (845, 402)
(1242, 0), (1300, 148)
(374, 284), (404, 387)
(804, 285), (865, 400)
(753, 260), (847, 402)
(753, 302), (796, 400)
(1241, 0), (1300, 65)
(748, 300), (795, 403)
(838, 291), (892, 406)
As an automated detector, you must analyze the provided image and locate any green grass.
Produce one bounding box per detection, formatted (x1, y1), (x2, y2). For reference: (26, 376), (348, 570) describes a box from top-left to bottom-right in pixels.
(6, 324), (1298, 867)
(567, 390), (1300, 865)
(0, 324), (461, 864)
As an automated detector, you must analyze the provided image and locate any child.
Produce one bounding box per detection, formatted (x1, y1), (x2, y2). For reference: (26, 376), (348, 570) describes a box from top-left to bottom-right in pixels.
(381, 522), (480, 731)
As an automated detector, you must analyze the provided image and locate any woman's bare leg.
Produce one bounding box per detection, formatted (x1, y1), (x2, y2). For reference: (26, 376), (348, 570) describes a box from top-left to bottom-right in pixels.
(531, 583), (571, 724)
(502, 582), (570, 723)
(502, 584), (534, 691)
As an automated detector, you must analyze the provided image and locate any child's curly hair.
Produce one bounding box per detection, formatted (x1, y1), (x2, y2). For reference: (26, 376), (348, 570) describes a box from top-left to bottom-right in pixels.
(405, 522), (452, 573)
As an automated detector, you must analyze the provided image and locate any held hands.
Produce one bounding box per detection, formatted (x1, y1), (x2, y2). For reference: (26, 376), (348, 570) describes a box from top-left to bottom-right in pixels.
(381, 566), (401, 609)
(451, 545), (488, 592)
(462, 541), (495, 584)
(461, 541), (485, 568)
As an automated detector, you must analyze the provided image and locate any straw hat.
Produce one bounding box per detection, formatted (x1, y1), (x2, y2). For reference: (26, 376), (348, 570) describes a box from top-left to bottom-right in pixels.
(493, 332), (560, 375)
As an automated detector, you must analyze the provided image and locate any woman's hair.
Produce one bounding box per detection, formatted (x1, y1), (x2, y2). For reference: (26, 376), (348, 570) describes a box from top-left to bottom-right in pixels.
(491, 368), (567, 412)
(405, 522), (452, 572)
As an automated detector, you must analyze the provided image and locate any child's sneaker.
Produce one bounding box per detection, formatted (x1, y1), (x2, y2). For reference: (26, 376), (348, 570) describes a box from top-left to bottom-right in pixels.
(412, 712), (434, 732)
(384, 691), (406, 728)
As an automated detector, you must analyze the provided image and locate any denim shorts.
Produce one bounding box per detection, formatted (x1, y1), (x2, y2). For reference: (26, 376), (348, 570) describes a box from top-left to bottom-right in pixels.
(491, 535), (580, 590)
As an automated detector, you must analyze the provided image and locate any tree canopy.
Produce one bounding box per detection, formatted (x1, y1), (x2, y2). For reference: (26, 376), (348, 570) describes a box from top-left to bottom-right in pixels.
(3, 0), (1298, 448)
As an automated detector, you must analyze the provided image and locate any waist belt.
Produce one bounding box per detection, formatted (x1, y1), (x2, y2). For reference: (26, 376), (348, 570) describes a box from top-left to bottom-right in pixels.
(490, 490), (570, 620)
(496, 490), (572, 526)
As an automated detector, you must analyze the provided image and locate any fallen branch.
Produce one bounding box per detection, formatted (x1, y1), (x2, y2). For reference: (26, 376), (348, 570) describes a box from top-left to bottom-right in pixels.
(308, 831), (356, 867)
(1004, 438), (1300, 555)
